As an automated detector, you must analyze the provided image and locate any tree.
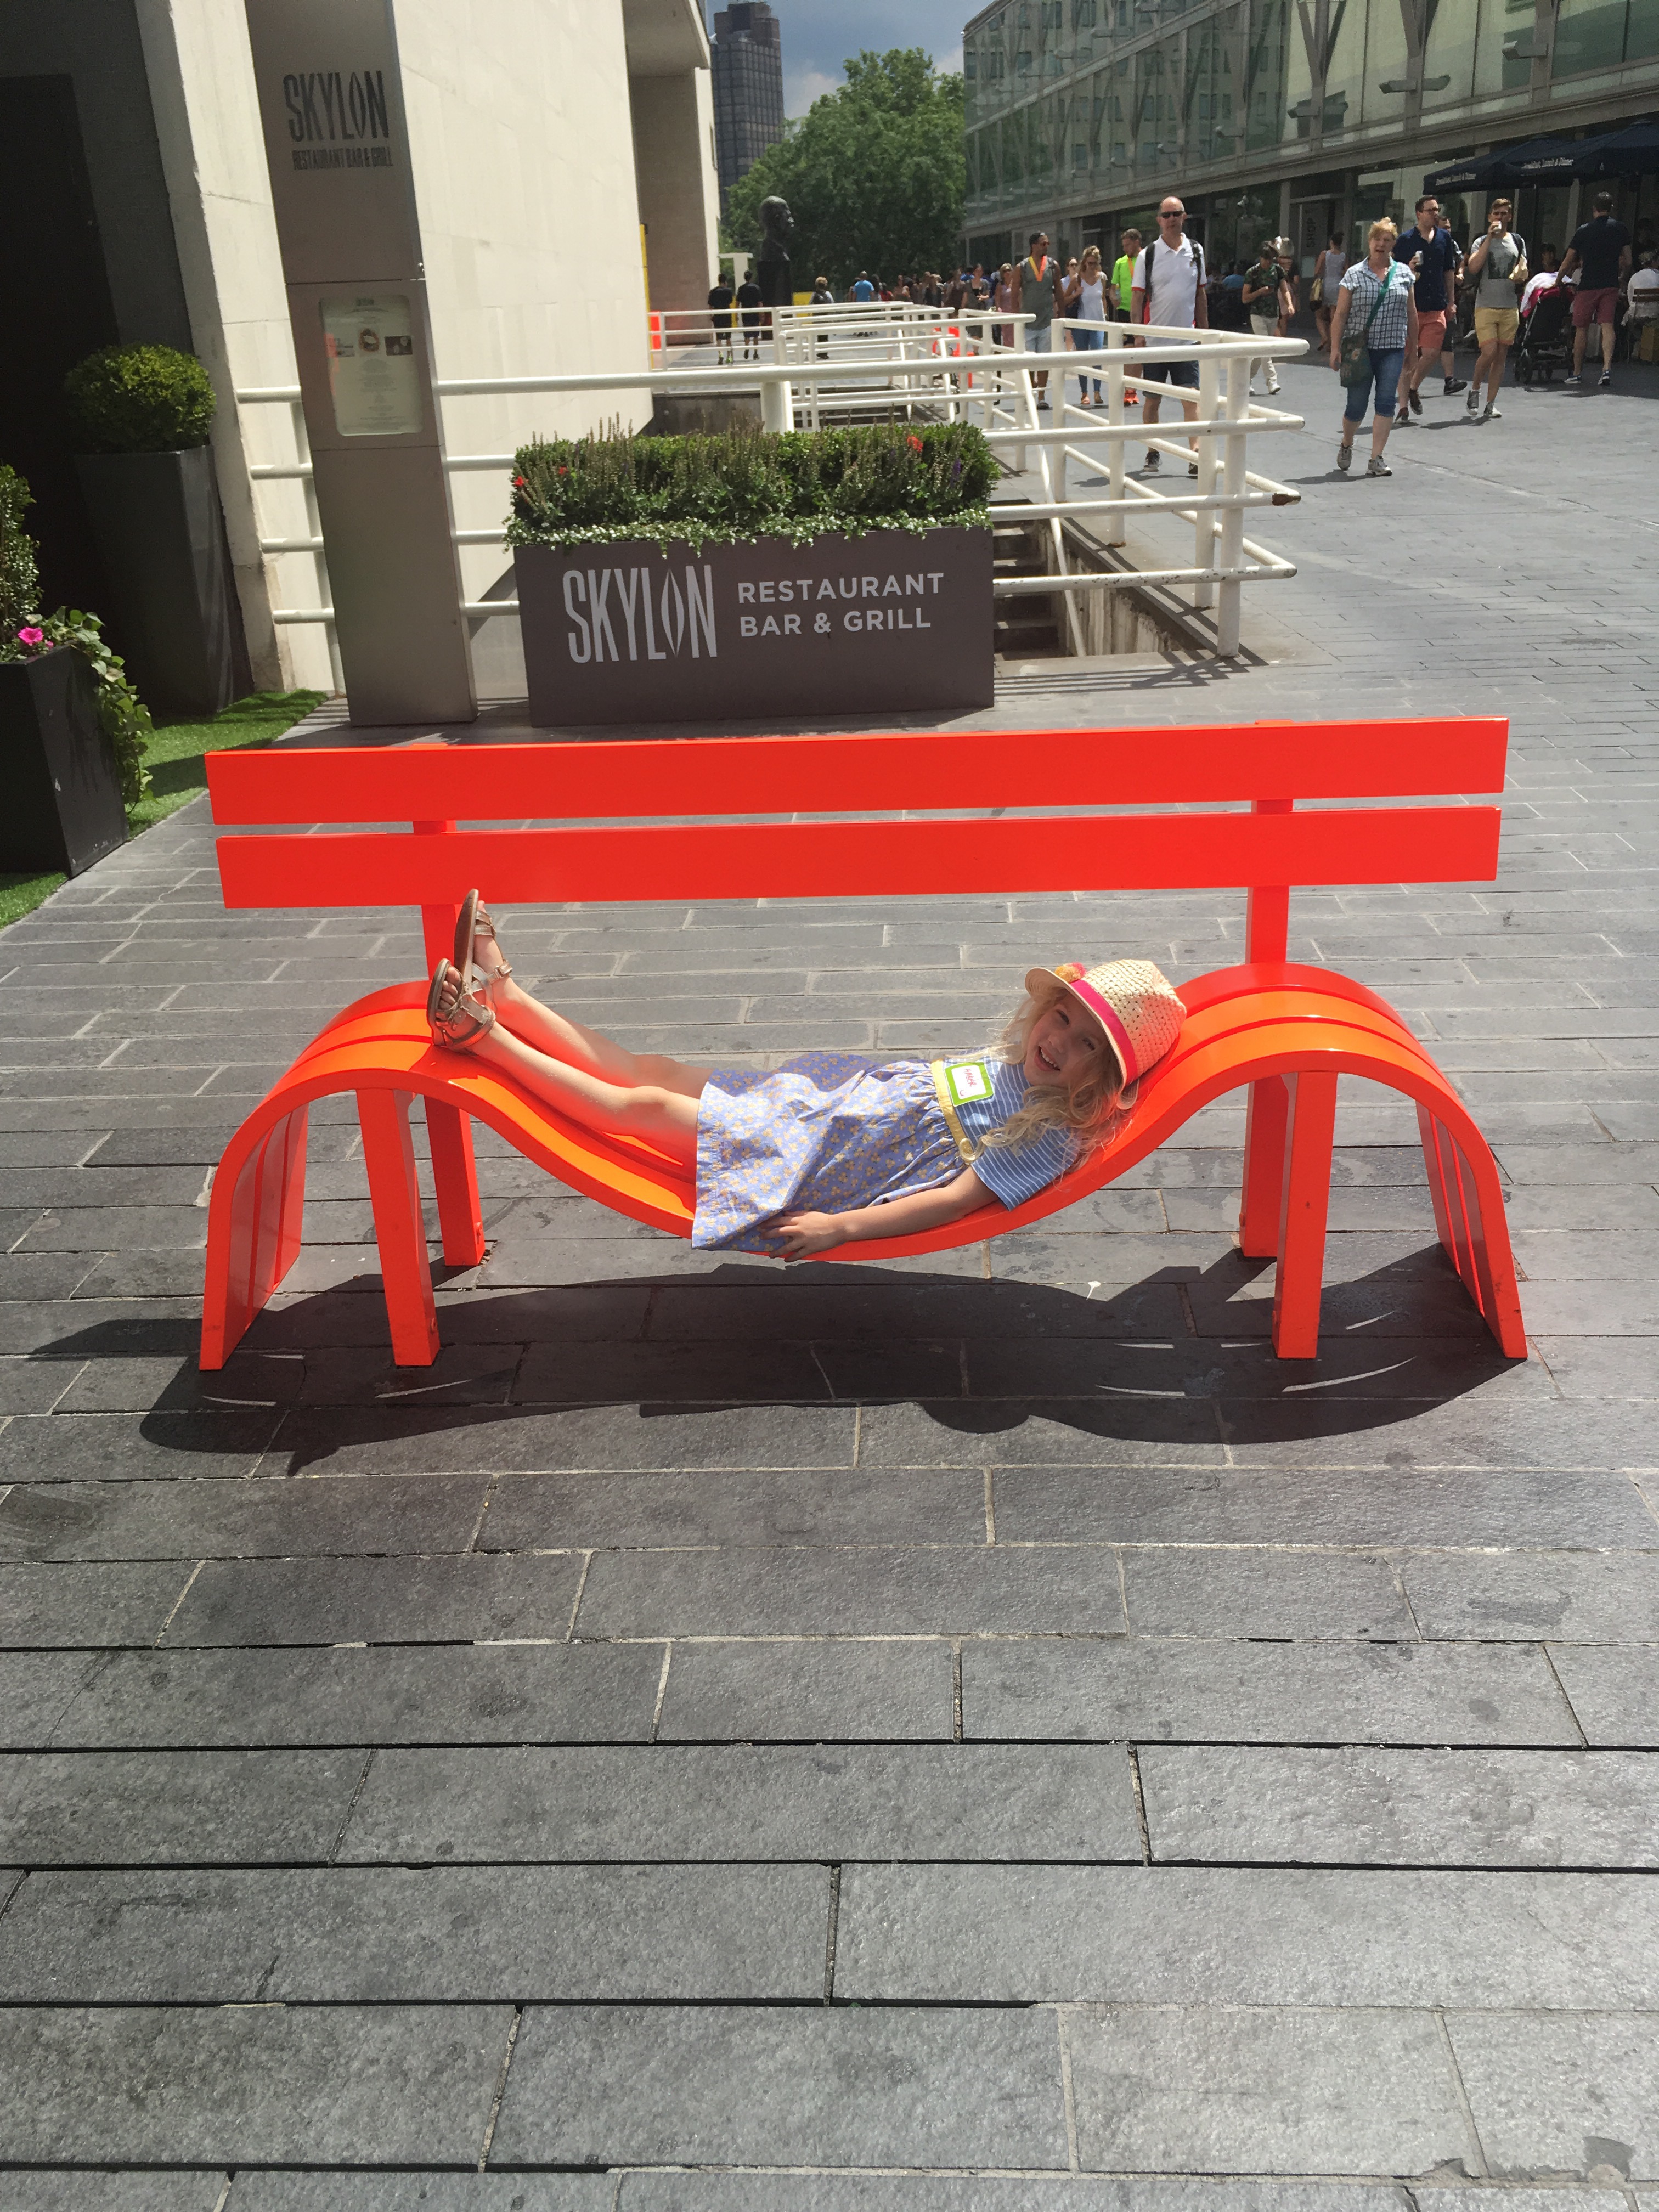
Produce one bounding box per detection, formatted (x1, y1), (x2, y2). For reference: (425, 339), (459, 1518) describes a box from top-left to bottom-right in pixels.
(726, 49), (966, 292)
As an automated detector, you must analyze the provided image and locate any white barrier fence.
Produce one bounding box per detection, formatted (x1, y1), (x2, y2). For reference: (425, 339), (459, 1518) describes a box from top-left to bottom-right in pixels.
(236, 307), (1305, 673)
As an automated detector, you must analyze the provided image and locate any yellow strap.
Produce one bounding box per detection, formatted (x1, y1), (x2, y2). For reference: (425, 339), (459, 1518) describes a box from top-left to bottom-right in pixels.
(930, 1060), (976, 1162)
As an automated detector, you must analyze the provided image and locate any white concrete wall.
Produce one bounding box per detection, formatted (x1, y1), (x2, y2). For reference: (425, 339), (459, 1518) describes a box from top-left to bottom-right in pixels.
(392, 0), (654, 604)
(631, 66), (720, 320)
(134, 0), (333, 691)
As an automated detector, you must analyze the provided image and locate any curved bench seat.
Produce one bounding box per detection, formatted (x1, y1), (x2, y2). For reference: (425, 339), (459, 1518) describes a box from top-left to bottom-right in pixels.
(201, 961), (1525, 1370)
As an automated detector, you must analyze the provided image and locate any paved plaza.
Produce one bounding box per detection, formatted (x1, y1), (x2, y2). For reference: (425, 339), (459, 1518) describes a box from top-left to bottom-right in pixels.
(3, 362), (1658, 2206)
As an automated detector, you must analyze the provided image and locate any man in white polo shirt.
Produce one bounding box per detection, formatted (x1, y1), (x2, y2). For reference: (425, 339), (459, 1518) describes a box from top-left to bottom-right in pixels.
(1132, 196), (1209, 475)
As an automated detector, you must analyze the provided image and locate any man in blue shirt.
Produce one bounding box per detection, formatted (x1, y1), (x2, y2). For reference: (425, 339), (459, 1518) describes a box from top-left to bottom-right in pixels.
(1392, 195), (1466, 421)
(849, 272), (876, 303)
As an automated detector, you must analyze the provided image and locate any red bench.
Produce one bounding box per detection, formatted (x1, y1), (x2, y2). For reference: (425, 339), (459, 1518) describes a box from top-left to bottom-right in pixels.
(200, 718), (1525, 1368)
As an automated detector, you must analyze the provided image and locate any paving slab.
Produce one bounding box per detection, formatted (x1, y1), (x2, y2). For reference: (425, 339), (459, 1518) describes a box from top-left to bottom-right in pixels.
(572, 1543), (1128, 1638)
(338, 1745), (1141, 1863)
(656, 1635), (955, 1740)
(618, 2186), (1416, 2212)
(46, 1640), (664, 1747)
(0, 1749), (369, 1864)
(1545, 1643), (1659, 1747)
(962, 1637), (1581, 1745)
(0, 1472), (490, 1562)
(490, 2002), (1068, 2169)
(0, 2003), (510, 2164)
(476, 1465), (988, 1550)
(1064, 2004), (1474, 2175)
(0, 2179), (227, 2211)
(1447, 2010), (1659, 2182)
(0, 1864), (826, 2002)
(1401, 1550), (1659, 1641)
(833, 1865), (1659, 2006)
(232, 2179), (614, 2211)
(1137, 1746), (1659, 1866)
(161, 1550), (585, 1646)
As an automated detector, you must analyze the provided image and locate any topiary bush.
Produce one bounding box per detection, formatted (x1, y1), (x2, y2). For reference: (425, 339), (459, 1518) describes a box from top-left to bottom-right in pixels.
(506, 417), (997, 553)
(64, 344), (216, 455)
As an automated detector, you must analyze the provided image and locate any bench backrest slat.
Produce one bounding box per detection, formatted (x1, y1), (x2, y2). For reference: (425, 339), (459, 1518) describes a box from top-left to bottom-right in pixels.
(206, 718), (1508, 826)
(216, 805), (1500, 910)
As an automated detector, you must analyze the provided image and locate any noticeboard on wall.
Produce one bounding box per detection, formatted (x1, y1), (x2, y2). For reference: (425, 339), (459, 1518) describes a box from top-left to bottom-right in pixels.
(319, 294), (422, 436)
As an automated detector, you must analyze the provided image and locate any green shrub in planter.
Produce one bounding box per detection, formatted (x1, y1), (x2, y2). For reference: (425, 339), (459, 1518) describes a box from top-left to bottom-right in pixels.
(0, 461), (151, 808)
(507, 418), (997, 554)
(64, 343), (216, 454)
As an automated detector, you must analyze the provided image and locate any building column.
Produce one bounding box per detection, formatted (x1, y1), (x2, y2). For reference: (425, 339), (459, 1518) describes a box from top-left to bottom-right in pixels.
(631, 69), (721, 319)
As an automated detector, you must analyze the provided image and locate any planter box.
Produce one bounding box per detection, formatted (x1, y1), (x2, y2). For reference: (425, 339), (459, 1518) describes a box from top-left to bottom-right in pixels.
(515, 525), (993, 726)
(0, 645), (127, 877)
(75, 445), (236, 719)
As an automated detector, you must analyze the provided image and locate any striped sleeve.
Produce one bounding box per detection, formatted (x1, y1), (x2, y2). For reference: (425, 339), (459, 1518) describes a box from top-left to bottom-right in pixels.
(971, 1124), (1076, 1209)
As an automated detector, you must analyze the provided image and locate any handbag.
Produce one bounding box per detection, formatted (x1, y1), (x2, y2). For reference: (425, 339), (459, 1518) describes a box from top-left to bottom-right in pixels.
(1339, 267), (1394, 387)
(1310, 273), (1324, 305)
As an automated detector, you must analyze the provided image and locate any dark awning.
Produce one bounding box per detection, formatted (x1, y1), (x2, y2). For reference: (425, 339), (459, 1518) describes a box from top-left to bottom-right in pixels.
(1576, 120), (1659, 177)
(1423, 132), (1610, 194)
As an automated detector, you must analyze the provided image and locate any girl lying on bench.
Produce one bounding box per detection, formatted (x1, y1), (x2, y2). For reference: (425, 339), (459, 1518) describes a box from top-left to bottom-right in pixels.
(426, 893), (1185, 1260)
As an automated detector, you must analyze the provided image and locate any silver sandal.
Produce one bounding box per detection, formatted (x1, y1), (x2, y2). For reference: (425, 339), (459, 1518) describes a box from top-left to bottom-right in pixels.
(453, 888), (511, 987)
(427, 957), (495, 1051)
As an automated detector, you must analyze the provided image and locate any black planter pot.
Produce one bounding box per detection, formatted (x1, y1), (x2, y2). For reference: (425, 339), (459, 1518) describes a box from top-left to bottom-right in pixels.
(515, 524), (995, 726)
(0, 645), (127, 876)
(74, 445), (236, 719)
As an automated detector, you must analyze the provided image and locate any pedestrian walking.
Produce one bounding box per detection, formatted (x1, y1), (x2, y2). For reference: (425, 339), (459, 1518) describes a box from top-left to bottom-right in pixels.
(1063, 246), (1109, 405)
(1561, 190), (1633, 387)
(1132, 198), (1208, 475)
(1330, 218), (1418, 477)
(1465, 197), (1527, 422)
(1392, 196), (1465, 420)
(849, 270), (876, 304)
(992, 262), (1015, 349)
(1313, 231), (1346, 348)
(706, 273), (736, 365)
(1242, 238), (1286, 394)
(1110, 229), (1142, 319)
(1011, 230), (1065, 408)
(736, 273), (763, 359)
(1274, 240), (1299, 338)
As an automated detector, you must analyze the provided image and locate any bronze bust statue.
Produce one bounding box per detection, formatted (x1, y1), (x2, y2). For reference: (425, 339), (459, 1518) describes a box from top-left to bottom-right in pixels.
(756, 195), (795, 308)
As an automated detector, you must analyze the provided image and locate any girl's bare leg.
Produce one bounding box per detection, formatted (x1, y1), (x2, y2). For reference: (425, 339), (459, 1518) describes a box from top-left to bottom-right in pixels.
(467, 1020), (702, 1169)
(471, 935), (708, 1099)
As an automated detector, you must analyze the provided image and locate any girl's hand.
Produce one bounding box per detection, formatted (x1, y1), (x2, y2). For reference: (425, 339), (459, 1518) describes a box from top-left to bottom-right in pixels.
(776, 1210), (848, 1261)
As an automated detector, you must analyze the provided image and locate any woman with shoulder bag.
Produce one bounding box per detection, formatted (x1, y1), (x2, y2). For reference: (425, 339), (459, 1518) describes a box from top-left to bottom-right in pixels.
(1328, 218), (1419, 477)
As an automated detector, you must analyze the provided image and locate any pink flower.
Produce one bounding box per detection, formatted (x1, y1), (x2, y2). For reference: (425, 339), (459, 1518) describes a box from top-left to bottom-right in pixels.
(17, 627), (44, 647)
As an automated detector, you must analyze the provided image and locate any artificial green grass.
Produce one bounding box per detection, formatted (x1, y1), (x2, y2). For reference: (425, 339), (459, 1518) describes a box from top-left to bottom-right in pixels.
(126, 687), (328, 834)
(0, 687), (327, 928)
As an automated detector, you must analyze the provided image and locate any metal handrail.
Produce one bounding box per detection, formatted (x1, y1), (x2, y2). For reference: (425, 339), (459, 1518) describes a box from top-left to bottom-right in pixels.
(234, 314), (1305, 662)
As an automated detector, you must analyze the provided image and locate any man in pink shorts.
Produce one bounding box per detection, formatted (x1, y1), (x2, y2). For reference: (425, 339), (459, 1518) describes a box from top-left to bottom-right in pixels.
(1561, 190), (1632, 388)
(1391, 195), (1466, 420)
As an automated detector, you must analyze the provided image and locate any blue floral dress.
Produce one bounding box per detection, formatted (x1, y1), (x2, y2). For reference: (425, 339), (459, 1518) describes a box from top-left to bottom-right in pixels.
(691, 1052), (1076, 1254)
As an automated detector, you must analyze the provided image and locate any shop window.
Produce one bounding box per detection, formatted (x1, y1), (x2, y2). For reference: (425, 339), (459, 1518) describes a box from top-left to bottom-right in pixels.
(1554, 0), (1632, 69)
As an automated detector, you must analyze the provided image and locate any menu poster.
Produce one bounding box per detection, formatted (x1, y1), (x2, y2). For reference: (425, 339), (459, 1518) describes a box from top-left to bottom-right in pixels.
(319, 294), (422, 436)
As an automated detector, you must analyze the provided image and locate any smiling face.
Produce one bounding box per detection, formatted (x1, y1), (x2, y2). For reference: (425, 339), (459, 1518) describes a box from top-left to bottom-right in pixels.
(1023, 989), (1116, 1092)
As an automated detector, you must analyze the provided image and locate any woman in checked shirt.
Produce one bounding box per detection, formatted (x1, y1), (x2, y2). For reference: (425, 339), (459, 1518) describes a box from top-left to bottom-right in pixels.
(1328, 219), (1420, 478)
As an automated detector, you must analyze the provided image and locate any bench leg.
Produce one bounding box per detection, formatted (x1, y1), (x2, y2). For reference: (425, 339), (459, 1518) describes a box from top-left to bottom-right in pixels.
(358, 1087), (441, 1367)
(1271, 1069), (1338, 1359)
(426, 1099), (486, 1267)
(1239, 1074), (1289, 1257)
(200, 1105), (308, 1370)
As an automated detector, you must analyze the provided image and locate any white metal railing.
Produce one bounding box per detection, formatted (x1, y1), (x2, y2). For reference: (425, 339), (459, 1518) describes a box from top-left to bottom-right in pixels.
(235, 309), (1304, 667)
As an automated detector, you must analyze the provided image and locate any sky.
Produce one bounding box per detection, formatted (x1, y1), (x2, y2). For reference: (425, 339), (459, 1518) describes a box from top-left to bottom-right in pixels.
(712, 2), (967, 117)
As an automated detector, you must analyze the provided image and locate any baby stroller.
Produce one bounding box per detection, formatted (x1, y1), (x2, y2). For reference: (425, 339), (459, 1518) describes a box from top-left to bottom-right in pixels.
(1515, 285), (1573, 386)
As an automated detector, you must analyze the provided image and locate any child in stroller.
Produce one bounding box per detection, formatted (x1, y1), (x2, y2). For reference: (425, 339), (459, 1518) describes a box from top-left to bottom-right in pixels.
(1515, 260), (1573, 386)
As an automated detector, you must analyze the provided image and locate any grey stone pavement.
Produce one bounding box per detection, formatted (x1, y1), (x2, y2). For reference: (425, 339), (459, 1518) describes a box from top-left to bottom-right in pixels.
(2, 358), (1658, 2208)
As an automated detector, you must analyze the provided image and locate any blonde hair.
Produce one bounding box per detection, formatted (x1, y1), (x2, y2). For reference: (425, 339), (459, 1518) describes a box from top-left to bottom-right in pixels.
(962, 969), (1128, 1161)
(1368, 218), (1399, 245)
(1081, 245), (1103, 273)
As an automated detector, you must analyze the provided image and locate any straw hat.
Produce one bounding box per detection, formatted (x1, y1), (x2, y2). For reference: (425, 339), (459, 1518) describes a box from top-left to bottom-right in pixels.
(1025, 957), (1186, 1098)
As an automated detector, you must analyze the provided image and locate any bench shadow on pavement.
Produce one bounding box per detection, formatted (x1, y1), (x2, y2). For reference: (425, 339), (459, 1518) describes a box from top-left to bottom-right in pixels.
(39, 1243), (1525, 1464)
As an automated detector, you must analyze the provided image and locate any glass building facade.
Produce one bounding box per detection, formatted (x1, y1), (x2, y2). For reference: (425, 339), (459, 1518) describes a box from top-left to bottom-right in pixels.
(711, 2), (786, 218)
(963, 0), (1659, 274)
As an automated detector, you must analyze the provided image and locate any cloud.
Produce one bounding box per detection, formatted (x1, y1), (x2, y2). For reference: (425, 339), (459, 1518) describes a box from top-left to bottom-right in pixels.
(785, 65), (842, 117)
(937, 42), (965, 74)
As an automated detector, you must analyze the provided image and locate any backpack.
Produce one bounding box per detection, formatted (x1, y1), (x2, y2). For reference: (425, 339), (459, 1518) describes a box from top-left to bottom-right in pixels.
(1137, 237), (1205, 324)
